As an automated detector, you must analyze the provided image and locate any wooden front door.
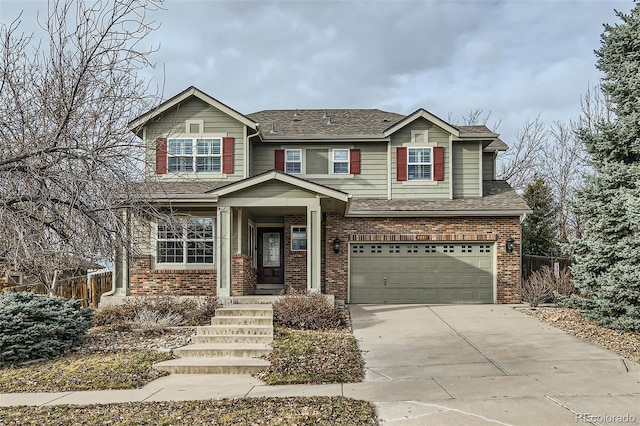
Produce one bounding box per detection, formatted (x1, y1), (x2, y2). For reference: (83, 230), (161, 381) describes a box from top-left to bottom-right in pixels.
(257, 228), (284, 284)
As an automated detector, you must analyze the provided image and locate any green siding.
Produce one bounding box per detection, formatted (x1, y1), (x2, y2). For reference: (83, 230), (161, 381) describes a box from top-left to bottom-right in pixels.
(231, 181), (317, 199)
(452, 142), (481, 198)
(251, 142), (388, 197)
(143, 98), (246, 182)
(390, 118), (450, 199)
(482, 152), (496, 180)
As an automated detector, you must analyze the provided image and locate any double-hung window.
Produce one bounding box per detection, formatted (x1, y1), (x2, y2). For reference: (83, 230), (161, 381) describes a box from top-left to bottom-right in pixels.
(332, 149), (350, 174)
(167, 138), (221, 173)
(285, 149), (302, 174)
(407, 147), (433, 180)
(157, 217), (214, 264)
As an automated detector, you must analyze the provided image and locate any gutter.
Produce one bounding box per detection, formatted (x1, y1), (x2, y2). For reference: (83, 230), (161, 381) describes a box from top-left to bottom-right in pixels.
(346, 209), (533, 218)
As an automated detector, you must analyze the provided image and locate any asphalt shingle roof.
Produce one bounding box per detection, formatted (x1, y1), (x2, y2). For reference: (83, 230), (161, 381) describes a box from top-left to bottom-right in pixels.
(346, 181), (530, 215)
(247, 109), (405, 138)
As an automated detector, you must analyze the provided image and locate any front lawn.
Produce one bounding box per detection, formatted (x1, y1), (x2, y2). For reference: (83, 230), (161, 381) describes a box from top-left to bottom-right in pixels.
(0, 350), (173, 393)
(0, 397), (378, 425)
(257, 327), (365, 385)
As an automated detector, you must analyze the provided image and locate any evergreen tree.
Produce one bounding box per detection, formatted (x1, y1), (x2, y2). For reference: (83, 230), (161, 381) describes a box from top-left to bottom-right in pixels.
(522, 177), (558, 256)
(568, 3), (640, 331)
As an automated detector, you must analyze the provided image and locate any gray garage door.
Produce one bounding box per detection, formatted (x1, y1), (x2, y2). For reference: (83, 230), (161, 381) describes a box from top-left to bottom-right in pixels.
(350, 243), (494, 304)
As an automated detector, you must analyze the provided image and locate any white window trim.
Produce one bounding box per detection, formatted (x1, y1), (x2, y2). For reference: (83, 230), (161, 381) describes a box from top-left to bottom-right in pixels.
(407, 146), (434, 182)
(155, 216), (216, 269)
(285, 148), (303, 174)
(331, 148), (350, 174)
(291, 225), (307, 252)
(167, 137), (223, 174)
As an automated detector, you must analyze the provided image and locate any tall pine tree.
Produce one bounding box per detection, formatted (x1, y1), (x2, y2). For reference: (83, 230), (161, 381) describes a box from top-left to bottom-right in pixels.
(569, 2), (640, 331)
(522, 177), (558, 256)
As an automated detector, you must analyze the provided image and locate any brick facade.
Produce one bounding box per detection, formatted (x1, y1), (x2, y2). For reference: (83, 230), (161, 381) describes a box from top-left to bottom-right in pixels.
(324, 213), (522, 304)
(129, 255), (217, 296)
(284, 215), (307, 291)
(129, 215), (522, 304)
(232, 254), (256, 296)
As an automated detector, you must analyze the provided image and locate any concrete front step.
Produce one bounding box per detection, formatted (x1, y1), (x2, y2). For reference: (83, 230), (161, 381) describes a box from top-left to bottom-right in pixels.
(211, 316), (273, 326)
(192, 334), (273, 344)
(216, 306), (273, 317)
(153, 357), (270, 375)
(174, 343), (272, 359)
(196, 324), (273, 336)
(153, 303), (275, 375)
(220, 296), (281, 305)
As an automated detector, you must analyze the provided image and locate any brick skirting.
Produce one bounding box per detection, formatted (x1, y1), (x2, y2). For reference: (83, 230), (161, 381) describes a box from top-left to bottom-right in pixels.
(129, 255), (217, 296)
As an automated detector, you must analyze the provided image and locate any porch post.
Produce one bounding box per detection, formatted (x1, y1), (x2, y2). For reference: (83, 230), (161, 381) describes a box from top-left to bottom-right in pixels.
(307, 199), (322, 293)
(216, 206), (232, 297)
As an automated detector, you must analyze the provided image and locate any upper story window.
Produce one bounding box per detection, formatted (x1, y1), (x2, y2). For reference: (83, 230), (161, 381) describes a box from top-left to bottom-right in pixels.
(275, 148), (360, 175)
(157, 217), (214, 264)
(167, 138), (221, 173)
(408, 147), (432, 181)
(332, 149), (350, 174)
(285, 149), (302, 174)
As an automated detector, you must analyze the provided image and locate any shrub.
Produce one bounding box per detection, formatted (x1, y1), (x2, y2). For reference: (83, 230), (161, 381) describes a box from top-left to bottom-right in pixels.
(273, 289), (348, 330)
(133, 308), (185, 333)
(0, 292), (93, 367)
(93, 296), (218, 328)
(520, 265), (576, 307)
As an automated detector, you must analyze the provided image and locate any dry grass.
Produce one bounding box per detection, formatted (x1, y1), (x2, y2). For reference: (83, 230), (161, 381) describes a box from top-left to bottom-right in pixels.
(0, 350), (173, 392)
(0, 397), (378, 425)
(257, 328), (365, 385)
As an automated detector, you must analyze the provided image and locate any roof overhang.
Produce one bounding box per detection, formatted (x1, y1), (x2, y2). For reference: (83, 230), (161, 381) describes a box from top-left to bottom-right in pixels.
(257, 134), (390, 143)
(128, 86), (257, 136)
(384, 109), (460, 137)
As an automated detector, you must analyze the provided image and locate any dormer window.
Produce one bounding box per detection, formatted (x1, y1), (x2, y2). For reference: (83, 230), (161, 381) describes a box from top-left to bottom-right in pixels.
(407, 147), (432, 180)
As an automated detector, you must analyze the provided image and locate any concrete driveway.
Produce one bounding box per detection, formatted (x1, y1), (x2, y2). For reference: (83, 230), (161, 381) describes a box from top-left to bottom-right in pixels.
(348, 304), (640, 425)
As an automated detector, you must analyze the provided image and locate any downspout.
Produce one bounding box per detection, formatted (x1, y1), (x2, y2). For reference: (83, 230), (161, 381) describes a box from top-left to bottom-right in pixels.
(246, 126), (261, 178)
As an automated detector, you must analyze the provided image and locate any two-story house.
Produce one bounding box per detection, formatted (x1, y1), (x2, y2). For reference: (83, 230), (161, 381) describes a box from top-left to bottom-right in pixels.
(108, 86), (530, 305)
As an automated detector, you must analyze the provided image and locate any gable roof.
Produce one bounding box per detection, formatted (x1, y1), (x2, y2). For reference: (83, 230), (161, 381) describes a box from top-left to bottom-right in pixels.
(128, 86), (257, 137)
(383, 108), (460, 137)
(210, 169), (350, 202)
(247, 109), (404, 141)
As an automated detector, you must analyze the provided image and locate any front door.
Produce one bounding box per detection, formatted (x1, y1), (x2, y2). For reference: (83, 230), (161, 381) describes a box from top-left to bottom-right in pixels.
(257, 227), (284, 284)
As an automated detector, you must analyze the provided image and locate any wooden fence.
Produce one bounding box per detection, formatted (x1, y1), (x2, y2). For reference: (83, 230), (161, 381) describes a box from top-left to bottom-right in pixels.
(522, 255), (572, 281)
(2, 271), (112, 308)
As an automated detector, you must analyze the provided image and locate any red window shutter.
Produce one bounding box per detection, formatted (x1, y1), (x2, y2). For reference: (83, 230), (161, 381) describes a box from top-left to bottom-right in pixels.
(222, 137), (234, 174)
(396, 147), (407, 181)
(155, 137), (167, 174)
(433, 146), (445, 181)
(275, 149), (285, 172)
(350, 149), (361, 174)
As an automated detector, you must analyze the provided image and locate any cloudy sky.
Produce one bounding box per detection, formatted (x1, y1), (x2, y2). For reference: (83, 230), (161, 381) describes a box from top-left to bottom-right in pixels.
(0, 0), (632, 144)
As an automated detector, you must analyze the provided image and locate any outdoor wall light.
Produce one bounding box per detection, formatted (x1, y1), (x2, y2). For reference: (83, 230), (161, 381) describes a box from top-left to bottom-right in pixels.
(333, 238), (341, 254)
(505, 237), (515, 253)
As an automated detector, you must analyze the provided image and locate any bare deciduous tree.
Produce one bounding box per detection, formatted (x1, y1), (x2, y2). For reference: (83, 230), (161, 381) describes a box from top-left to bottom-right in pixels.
(0, 0), (163, 294)
(497, 115), (548, 192)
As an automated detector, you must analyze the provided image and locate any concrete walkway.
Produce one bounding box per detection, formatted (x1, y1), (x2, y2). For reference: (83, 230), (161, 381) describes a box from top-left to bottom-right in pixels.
(1, 305), (639, 426)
